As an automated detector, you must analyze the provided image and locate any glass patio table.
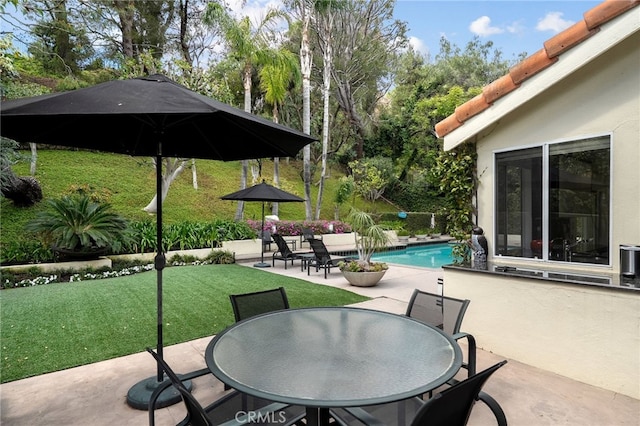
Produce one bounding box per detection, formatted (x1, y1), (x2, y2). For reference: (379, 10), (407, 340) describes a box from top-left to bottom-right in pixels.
(205, 307), (462, 426)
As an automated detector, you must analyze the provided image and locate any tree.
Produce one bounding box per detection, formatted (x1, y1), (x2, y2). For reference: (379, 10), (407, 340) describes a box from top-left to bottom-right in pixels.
(349, 157), (394, 202)
(333, 175), (354, 220)
(284, 0), (314, 220)
(431, 36), (521, 91)
(204, 2), (292, 221)
(259, 50), (301, 217)
(0, 138), (43, 207)
(330, 0), (407, 158)
(105, 0), (175, 67)
(25, 0), (95, 75)
(312, 0), (340, 220)
(367, 35), (514, 217)
(142, 157), (189, 214)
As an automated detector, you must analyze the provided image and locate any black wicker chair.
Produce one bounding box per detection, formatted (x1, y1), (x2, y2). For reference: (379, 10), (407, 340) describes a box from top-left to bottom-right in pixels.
(271, 233), (308, 269)
(300, 227), (322, 248)
(330, 360), (508, 426)
(229, 287), (290, 323)
(147, 347), (305, 426)
(225, 287), (291, 391)
(260, 230), (273, 252)
(307, 238), (353, 279)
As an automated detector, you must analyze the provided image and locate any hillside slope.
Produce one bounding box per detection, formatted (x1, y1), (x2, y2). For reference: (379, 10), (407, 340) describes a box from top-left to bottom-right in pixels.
(1, 149), (377, 246)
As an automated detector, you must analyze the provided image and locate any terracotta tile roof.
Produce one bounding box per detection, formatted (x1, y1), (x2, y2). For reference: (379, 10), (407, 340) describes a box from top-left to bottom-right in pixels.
(434, 0), (640, 139)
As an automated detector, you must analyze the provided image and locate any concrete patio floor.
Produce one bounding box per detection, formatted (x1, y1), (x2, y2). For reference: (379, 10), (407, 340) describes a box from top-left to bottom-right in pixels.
(1, 257), (638, 425)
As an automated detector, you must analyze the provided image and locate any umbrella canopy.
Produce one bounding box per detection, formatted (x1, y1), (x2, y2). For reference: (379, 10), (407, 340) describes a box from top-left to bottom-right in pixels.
(221, 181), (303, 267)
(0, 74), (313, 160)
(0, 74), (315, 409)
(221, 181), (305, 203)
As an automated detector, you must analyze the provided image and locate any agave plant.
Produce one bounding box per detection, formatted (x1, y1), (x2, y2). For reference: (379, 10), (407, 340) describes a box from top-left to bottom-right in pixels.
(26, 195), (129, 253)
(339, 208), (390, 272)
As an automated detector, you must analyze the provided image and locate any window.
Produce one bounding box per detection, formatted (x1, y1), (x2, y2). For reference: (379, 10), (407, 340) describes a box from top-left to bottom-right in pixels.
(495, 136), (610, 265)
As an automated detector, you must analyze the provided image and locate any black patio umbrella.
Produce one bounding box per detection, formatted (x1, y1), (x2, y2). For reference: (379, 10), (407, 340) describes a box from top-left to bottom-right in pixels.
(0, 74), (315, 409)
(221, 181), (304, 267)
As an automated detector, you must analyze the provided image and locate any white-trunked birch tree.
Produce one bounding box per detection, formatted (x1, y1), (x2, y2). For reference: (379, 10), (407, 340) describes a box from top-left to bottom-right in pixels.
(143, 157), (188, 213)
(312, 0), (341, 220)
(286, 0), (314, 220)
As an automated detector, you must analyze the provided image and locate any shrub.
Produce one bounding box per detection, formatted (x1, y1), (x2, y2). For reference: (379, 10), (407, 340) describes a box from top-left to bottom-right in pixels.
(206, 250), (235, 264)
(26, 195), (129, 252)
(123, 219), (255, 254)
(338, 259), (388, 272)
(168, 251), (234, 265)
(0, 239), (54, 265)
(396, 229), (410, 237)
(0, 251), (236, 288)
(246, 219), (351, 236)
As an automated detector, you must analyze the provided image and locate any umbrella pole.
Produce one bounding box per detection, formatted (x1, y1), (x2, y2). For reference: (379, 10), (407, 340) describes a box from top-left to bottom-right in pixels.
(155, 154), (165, 382)
(254, 201), (270, 268)
(126, 151), (191, 410)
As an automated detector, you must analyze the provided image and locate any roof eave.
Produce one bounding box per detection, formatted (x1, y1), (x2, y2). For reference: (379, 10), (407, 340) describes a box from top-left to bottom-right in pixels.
(443, 7), (640, 151)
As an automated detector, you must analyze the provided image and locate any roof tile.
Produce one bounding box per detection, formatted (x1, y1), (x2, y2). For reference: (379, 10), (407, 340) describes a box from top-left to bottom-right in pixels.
(543, 20), (598, 58)
(434, 0), (639, 139)
(435, 114), (463, 137)
(509, 50), (557, 85)
(584, 0), (640, 30)
(483, 74), (519, 104)
(455, 94), (491, 122)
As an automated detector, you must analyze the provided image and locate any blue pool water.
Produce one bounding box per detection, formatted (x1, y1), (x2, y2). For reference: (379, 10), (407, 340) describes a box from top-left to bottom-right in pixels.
(371, 243), (454, 268)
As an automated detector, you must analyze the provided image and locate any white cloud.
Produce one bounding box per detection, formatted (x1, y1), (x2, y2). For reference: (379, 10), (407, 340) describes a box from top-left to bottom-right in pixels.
(536, 11), (575, 33)
(408, 36), (429, 57)
(228, 0), (284, 26)
(506, 20), (525, 35)
(469, 16), (504, 37)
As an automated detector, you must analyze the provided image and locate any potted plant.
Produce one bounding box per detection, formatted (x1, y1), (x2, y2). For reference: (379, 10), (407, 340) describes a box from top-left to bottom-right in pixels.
(396, 228), (410, 243)
(338, 209), (390, 287)
(414, 229), (429, 240)
(26, 194), (129, 260)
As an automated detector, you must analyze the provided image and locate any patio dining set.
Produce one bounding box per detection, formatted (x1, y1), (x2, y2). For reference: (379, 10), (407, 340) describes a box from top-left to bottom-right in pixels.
(148, 286), (508, 426)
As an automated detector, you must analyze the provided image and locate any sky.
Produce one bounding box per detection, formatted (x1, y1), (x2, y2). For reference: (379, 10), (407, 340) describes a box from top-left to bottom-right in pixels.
(2, 0), (602, 63)
(225, 0), (602, 62)
(392, 0), (601, 60)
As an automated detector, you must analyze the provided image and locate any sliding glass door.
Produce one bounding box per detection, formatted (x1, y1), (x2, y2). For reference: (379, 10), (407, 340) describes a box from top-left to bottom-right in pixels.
(495, 136), (610, 265)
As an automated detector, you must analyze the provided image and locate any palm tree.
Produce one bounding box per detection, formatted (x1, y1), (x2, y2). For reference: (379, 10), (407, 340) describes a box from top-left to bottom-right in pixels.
(204, 3), (294, 220)
(259, 50), (301, 217)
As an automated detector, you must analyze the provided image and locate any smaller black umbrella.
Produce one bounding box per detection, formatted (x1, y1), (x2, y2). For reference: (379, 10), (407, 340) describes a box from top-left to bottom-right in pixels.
(222, 181), (304, 267)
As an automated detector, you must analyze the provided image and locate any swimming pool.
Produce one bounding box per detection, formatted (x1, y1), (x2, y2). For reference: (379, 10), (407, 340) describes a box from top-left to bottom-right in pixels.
(371, 243), (454, 268)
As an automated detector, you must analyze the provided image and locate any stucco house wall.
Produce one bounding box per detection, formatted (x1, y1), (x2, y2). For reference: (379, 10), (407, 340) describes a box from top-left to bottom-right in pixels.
(438, 3), (640, 399)
(474, 32), (639, 274)
(444, 271), (640, 399)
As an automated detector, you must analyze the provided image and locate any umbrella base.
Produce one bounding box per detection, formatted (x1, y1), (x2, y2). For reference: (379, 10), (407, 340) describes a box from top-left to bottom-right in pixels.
(126, 375), (193, 410)
(253, 262), (271, 268)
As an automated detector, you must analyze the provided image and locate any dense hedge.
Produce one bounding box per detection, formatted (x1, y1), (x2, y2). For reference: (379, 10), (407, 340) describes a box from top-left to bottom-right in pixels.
(377, 212), (445, 234)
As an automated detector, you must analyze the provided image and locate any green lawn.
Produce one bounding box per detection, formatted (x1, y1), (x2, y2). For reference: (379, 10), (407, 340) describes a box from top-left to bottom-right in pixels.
(0, 263), (369, 383)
